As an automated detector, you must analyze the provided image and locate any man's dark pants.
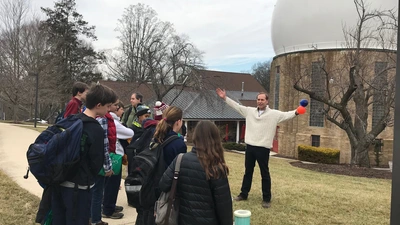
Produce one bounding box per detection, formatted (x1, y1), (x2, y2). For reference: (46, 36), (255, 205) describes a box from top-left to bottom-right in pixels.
(239, 144), (271, 202)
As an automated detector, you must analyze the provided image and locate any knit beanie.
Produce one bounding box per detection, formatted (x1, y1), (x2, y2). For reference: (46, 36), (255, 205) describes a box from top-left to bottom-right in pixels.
(153, 101), (169, 121)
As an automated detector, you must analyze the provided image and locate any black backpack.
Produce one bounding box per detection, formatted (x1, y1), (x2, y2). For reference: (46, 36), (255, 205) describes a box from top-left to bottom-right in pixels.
(125, 135), (179, 208)
(126, 126), (155, 173)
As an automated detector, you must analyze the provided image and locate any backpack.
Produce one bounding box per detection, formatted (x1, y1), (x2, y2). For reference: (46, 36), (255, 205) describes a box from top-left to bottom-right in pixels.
(125, 135), (179, 208)
(154, 153), (183, 225)
(54, 109), (65, 124)
(126, 126), (156, 173)
(26, 115), (85, 186)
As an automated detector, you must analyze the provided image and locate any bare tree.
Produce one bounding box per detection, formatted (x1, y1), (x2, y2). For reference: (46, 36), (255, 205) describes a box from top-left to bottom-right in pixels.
(20, 19), (62, 121)
(105, 3), (205, 101)
(290, 0), (397, 167)
(251, 60), (272, 93)
(0, 0), (30, 121)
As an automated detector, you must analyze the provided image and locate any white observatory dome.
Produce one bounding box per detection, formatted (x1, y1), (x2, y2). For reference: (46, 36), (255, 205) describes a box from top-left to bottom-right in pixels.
(271, 0), (398, 56)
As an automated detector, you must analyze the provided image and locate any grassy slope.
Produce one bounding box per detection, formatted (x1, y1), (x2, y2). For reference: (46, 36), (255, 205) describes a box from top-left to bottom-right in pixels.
(227, 151), (391, 225)
(0, 169), (40, 225)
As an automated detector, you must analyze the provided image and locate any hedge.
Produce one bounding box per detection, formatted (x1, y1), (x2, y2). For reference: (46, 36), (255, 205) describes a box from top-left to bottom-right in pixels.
(223, 142), (246, 151)
(298, 145), (340, 164)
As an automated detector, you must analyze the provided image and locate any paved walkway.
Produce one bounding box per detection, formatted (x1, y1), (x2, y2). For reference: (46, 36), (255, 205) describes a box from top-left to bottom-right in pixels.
(0, 122), (136, 225)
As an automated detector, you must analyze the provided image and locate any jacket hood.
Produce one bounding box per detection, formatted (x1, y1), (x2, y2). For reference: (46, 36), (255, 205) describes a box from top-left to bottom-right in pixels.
(143, 118), (158, 128)
(76, 113), (98, 123)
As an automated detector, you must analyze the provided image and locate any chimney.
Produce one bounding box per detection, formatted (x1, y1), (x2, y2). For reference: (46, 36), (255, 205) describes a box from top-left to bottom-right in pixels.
(241, 82), (244, 97)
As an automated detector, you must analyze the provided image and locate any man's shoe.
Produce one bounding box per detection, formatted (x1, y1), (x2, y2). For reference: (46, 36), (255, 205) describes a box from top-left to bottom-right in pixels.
(94, 221), (108, 225)
(262, 201), (271, 208)
(115, 205), (124, 213)
(102, 212), (124, 219)
(234, 195), (247, 201)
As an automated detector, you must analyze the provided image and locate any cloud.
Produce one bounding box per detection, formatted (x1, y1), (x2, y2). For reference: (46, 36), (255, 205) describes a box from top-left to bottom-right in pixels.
(31, 0), (277, 72)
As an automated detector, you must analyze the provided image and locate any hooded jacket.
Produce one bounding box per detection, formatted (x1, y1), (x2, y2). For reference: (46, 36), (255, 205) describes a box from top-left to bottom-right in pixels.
(69, 113), (105, 185)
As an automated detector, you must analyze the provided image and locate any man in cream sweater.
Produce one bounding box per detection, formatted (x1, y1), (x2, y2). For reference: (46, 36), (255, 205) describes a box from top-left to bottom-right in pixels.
(216, 88), (300, 208)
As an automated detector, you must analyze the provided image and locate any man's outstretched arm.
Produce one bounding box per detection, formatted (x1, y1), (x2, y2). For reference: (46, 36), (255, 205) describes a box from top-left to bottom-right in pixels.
(216, 88), (248, 117)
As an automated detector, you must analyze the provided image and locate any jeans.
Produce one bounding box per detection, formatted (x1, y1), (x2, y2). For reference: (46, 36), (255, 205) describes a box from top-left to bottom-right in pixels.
(52, 185), (91, 225)
(103, 169), (122, 215)
(91, 175), (105, 223)
(239, 144), (271, 202)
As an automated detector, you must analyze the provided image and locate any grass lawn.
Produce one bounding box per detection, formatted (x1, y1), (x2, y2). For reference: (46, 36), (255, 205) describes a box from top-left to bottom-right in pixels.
(0, 169), (40, 225)
(227, 151), (391, 225)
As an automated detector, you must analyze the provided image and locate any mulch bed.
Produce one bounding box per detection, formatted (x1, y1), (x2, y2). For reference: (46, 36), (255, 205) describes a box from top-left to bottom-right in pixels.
(290, 161), (392, 180)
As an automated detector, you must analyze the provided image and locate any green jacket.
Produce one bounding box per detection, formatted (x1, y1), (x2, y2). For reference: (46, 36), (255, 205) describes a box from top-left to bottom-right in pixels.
(122, 106), (138, 128)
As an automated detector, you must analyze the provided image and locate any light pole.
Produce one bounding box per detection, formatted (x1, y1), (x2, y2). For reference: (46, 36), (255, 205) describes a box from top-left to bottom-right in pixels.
(390, 3), (400, 224)
(29, 72), (39, 128)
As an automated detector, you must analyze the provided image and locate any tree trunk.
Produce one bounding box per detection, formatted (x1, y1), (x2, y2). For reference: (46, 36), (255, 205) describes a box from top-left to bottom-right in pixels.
(352, 142), (371, 167)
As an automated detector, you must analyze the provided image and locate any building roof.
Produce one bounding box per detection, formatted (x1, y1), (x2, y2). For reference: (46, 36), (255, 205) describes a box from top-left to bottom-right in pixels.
(199, 70), (266, 92)
(161, 90), (245, 120)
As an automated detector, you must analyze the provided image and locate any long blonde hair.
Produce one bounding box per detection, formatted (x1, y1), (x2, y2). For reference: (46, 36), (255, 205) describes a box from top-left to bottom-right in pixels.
(153, 106), (183, 142)
(192, 121), (229, 179)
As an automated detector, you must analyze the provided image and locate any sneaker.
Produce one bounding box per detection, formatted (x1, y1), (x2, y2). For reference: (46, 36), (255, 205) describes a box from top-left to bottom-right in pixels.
(93, 221), (108, 225)
(102, 212), (124, 219)
(115, 205), (124, 213)
(262, 201), (271, 208)
(233, 195), (247, 201)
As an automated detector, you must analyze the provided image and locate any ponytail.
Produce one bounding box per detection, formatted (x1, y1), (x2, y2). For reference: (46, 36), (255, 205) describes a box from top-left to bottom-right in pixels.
(153, 106), (183, 142)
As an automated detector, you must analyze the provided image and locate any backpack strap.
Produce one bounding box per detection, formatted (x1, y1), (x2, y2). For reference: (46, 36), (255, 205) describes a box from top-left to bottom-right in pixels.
(166, 153), (183, 220)
(149, 135), (179, 151)
(160, 135), (180, 148)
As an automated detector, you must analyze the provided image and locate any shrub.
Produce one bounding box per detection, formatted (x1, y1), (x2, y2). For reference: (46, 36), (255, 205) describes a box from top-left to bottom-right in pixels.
(223, 142), (246, 151)
(298, 145), (340, 164)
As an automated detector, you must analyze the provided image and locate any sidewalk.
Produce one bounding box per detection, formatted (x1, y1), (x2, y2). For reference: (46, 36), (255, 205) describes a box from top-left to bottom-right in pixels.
(0, 122), (136, 225)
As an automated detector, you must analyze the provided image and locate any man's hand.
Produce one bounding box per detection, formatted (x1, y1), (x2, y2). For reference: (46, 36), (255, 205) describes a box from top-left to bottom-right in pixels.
(216, 88), (226, 100)
(105, 170), (114, 177)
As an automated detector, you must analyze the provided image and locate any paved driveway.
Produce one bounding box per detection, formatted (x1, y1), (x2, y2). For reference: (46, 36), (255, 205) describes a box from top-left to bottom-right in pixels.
(0, 122), (136, 225)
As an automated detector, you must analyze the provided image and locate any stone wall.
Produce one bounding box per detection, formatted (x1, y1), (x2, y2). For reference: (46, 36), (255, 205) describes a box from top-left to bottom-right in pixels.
(270, 49), (395, 164)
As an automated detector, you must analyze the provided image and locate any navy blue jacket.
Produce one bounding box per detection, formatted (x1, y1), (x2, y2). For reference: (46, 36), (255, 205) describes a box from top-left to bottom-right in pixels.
(162, 130), (187, 167)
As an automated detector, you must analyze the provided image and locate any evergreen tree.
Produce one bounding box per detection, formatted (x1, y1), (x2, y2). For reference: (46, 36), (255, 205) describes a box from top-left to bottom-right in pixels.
(40, 0), (102, 98)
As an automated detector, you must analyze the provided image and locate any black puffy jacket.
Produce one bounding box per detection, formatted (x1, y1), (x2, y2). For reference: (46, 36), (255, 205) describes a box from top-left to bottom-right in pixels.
(159, 149), (233, 225)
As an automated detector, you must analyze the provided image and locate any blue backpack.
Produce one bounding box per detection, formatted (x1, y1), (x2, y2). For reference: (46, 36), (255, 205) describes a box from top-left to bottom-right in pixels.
(26, 115), (85, 186)
(55, 110), (65, 124)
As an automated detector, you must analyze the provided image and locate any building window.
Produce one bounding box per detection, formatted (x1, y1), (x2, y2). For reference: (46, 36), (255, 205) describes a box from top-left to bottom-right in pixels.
(274, 66), (280, 110)
(311, 135), (320, 147)
(309, 62), (325, 127)
(372, 62), (388, 128)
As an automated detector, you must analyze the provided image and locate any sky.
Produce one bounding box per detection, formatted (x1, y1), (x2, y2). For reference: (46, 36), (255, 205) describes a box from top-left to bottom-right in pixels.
(31, 0), (277, 73)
